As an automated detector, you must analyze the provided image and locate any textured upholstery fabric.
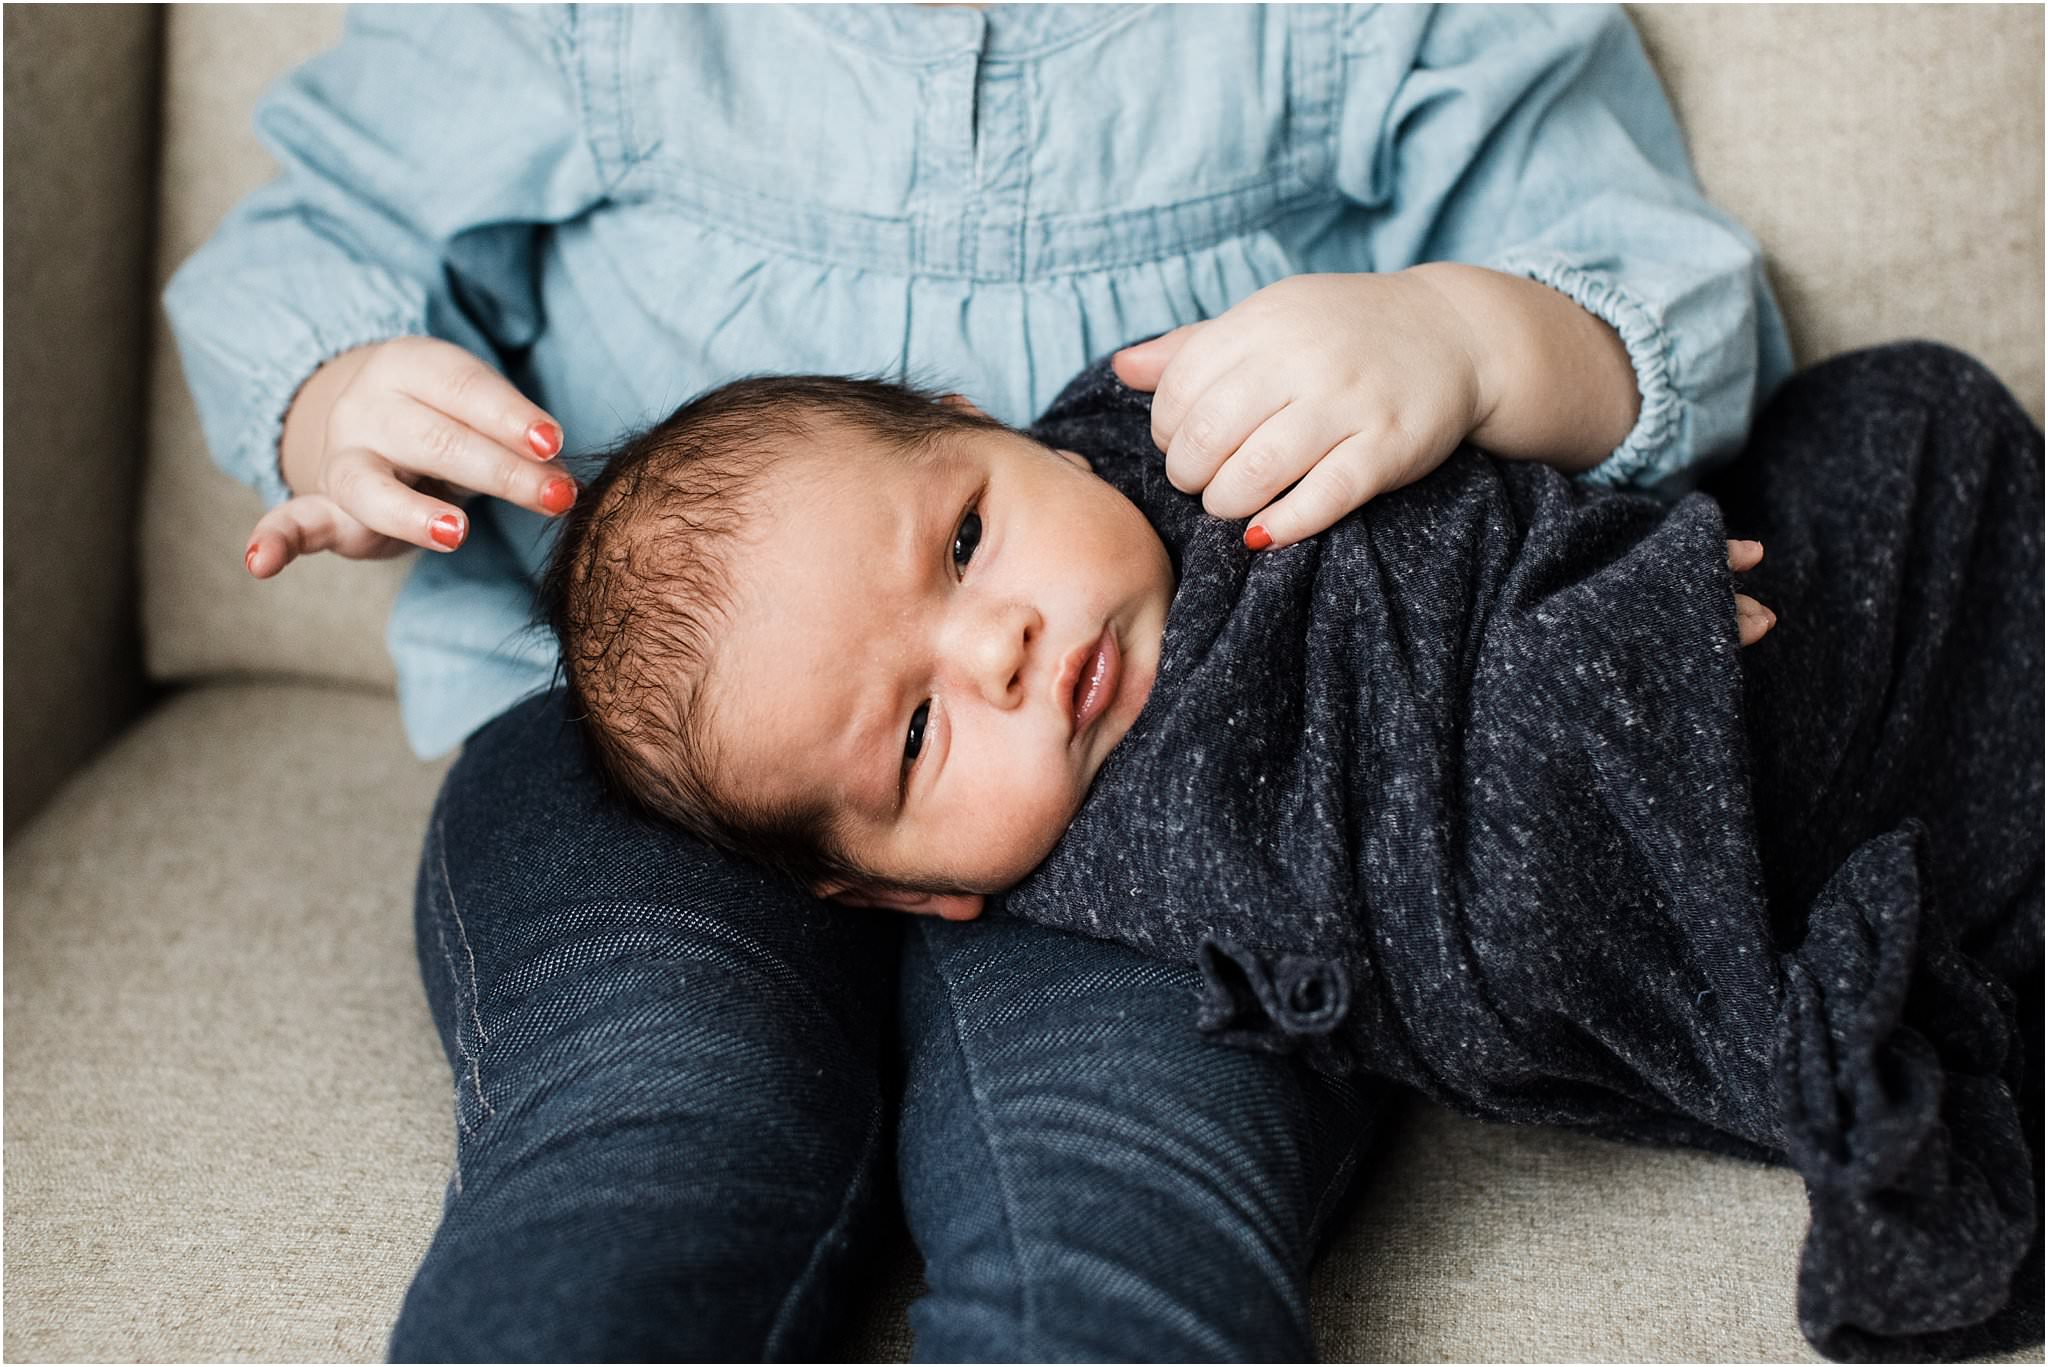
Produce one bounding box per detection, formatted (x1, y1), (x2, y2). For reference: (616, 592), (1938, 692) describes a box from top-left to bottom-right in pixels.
(1631, 5), (2045, 417)
(141, 4), (398, 693)
(3, 4), (157, 834)
(139, 5), (2045, 691)
(3, 687), (446, 1361)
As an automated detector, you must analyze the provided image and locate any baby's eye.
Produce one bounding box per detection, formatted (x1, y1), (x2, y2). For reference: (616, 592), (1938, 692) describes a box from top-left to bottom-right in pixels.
(904, 700), (931, 765)
(952, 509), (982, 576)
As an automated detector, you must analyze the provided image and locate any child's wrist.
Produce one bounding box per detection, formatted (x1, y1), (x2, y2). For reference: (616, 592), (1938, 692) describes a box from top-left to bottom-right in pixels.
(1398, 262), (1502, 440)
(278, 344), (378, 497)
(1398, 262), (1639, 472)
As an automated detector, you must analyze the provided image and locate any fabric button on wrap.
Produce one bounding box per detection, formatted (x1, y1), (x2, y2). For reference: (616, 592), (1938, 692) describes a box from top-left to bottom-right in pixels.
(1195, 937), (1353, 1076)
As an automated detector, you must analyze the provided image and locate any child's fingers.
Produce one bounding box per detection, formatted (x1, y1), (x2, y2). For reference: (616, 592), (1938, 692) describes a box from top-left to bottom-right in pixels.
(410, 475), (464, 506)
(1197, 402), (1339, 520)
(1135, 324), (1243, 456)
(1726, 539), (1764, 572)
(377, 335), (565, 464)
(318, 446), (472, 554)
(1241, 430), (1416, 550)
(367, 394), (578, 520)
(1165, 377), (1290, 500)
(1735, 592), (1777, 646)
(245, 494), (357, 577)
(1111, 323), (1203, 397)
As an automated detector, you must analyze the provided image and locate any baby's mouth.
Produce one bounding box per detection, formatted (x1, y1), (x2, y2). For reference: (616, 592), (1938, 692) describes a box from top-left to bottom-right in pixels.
(1063, 625), (1121, 744)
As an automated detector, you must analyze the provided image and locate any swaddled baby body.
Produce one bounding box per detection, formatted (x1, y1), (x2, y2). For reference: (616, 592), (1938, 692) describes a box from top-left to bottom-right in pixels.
(540, 346), (2042, 1363)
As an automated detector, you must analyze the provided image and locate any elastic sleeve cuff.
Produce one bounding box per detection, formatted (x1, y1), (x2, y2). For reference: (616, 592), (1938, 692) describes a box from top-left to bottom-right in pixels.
(237, 311), (427, 509)
(1489, 252), (1684, 491)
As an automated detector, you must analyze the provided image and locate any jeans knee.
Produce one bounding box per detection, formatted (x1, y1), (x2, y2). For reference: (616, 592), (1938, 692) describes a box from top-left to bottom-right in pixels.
(897, 920), (1370, 1362)
(395, 975), (895, 1364)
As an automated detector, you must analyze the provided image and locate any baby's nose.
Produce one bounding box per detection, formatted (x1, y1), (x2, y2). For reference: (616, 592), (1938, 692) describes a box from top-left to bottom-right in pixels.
(959, 600), (1038, 707)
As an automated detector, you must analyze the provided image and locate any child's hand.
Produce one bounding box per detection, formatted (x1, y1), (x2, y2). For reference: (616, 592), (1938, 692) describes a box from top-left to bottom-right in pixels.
(1728, 538), (1776, 646)
(244, 336), (576, 578)
(1112, 272), (1485, 550)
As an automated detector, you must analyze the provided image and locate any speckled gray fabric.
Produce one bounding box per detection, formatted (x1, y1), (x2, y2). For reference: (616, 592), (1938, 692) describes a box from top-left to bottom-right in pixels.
(1000, 342), (2043, 1362)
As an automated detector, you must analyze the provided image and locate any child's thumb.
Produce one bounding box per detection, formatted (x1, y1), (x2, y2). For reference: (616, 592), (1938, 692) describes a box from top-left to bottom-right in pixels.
(245, 493), (345, 578)
(1112, 323), (1201, 394)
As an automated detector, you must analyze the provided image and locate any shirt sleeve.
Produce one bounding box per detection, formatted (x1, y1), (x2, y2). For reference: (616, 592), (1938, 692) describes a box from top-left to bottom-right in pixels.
(1334, 4), (1795, 492)
(161, 4), (617, 508)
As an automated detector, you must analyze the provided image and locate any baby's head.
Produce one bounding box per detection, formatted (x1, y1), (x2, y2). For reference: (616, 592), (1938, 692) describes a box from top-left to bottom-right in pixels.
(539, 376), (1175, 921)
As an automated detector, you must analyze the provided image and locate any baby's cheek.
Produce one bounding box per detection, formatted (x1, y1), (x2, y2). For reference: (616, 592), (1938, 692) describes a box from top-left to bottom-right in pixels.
(963, 766), (1085, 890)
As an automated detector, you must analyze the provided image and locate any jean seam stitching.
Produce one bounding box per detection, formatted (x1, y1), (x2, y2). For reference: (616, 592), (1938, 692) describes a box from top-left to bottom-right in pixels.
(434, 814), (493, 1122)
(1301, 1103), (1368, 1268)
(427, 901), (476, 1144)
(763, 1080), (888, 1357)
(920, 921), (1036, 1348)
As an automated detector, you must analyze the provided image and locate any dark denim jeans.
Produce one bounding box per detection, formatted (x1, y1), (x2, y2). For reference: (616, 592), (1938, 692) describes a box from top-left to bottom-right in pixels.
(388, 691), (1382, 1362)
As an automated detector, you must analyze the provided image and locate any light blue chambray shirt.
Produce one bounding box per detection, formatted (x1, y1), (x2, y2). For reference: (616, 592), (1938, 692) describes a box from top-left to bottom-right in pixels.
(164, 3), (1792, 760)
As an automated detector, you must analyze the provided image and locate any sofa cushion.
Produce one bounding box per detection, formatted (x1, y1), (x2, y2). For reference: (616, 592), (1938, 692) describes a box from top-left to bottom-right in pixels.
(19, 682), (2042, 1362)
(142, 5), (396, 694)
(3, 684), (444, 1361)
(2, 4), (157, 836)
(1631, 5), (2044, 422)
(142, 6), (2044, 692)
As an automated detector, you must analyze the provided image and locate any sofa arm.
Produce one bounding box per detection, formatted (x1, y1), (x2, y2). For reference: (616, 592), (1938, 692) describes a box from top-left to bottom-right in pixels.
(3, 5), (163, 837)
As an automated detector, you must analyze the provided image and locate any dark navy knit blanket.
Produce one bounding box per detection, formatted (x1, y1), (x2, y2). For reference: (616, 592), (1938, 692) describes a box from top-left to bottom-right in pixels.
(999, 343), (2043, 1362)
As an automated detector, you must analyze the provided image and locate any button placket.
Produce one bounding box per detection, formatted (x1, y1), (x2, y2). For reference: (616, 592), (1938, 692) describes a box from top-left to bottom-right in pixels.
(967, 61), (1031, 280)
(910, 53), (980, 277)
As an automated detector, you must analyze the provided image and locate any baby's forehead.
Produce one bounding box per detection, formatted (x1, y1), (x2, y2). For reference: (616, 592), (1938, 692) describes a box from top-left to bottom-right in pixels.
(743, 417), (989, 519)
(789, 410), (981, 469)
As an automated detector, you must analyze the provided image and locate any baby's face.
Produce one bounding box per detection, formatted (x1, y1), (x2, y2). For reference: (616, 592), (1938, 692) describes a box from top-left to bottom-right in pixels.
(704, 420), (1175, 917)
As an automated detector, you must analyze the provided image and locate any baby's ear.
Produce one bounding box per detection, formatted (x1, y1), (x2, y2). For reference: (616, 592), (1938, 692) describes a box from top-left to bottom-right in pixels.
(811, 877), (985, 922)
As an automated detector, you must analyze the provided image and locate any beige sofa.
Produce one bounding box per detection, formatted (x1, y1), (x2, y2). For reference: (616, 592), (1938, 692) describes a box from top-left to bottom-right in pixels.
(5, 5), (2042, 1361)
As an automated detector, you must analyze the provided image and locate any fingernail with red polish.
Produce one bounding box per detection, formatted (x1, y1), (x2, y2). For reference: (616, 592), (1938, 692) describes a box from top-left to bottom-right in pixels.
(541, 476), (578, 515)
(527, 421), (562, 460)
(430, 513), (465, 550)
(1244, 524), (1273, 551)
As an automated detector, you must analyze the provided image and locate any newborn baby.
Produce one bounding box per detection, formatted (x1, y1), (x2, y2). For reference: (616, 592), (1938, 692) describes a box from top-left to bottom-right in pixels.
(539, 349), (2041, 1364)
(543, 370), (1766, 915)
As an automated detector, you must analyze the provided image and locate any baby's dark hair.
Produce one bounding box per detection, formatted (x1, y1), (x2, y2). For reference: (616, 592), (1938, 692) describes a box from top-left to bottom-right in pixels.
(536, 374), (1012, 888)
